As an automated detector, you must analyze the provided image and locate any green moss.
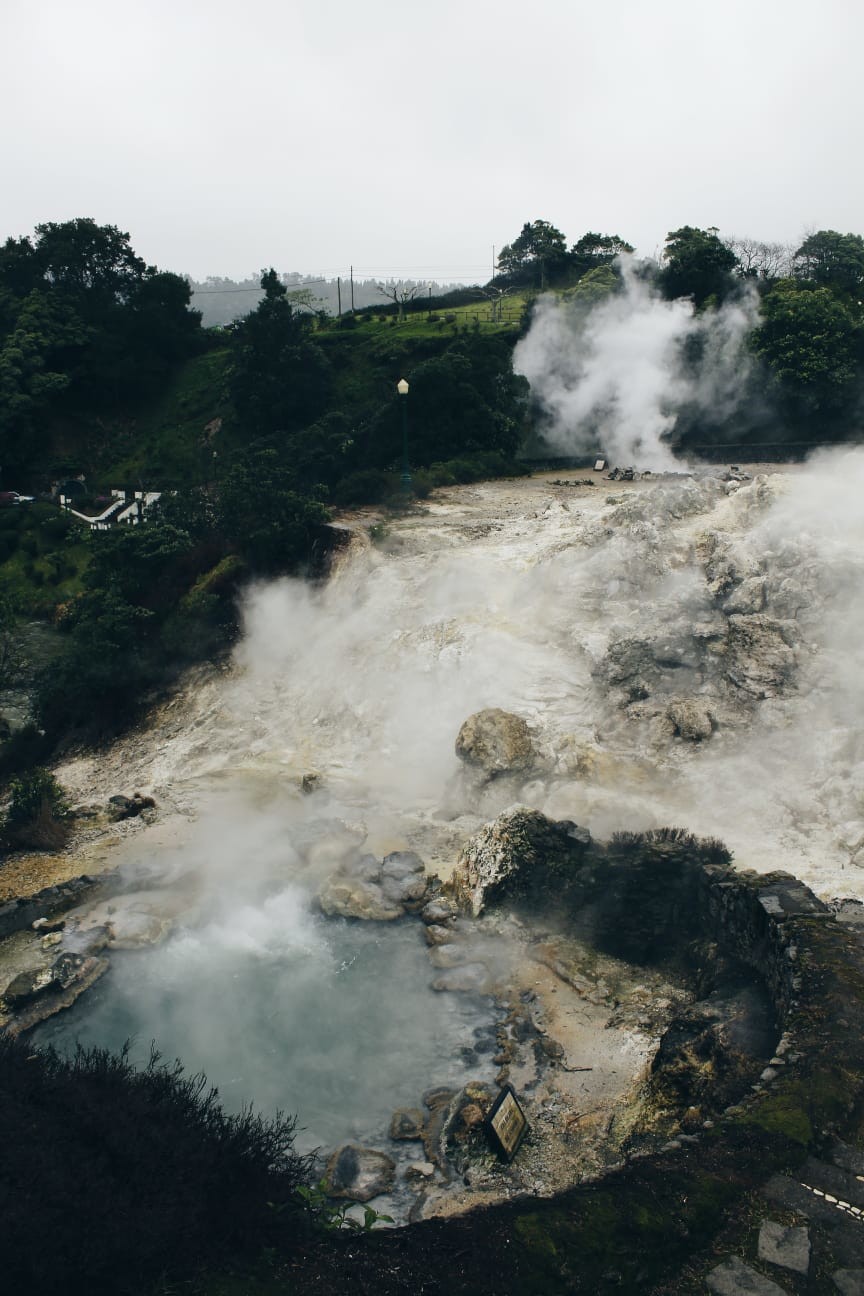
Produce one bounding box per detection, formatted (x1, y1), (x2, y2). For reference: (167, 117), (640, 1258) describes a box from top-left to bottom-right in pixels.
(514, 1212), (560, 1261)
(741, 1084), (813, 1146)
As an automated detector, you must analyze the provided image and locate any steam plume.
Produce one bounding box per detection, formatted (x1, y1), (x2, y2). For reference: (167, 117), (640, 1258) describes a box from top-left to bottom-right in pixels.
(513, 258), (760, 469)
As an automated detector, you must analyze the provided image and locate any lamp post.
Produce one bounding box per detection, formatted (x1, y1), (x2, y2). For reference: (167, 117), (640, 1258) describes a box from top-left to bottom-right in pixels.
(396, 377), (411, 492)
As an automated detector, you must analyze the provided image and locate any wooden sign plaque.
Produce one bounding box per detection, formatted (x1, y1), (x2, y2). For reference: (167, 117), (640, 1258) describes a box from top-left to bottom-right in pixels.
(485, 1083), (529, 1162)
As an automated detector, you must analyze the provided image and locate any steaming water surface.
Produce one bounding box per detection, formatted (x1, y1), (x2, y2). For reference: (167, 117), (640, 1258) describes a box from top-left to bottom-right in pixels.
(35, 889), (494, 1151)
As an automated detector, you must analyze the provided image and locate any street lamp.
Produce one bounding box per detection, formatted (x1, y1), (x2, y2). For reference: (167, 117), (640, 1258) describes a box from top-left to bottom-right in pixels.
(396, 377), (411, 491)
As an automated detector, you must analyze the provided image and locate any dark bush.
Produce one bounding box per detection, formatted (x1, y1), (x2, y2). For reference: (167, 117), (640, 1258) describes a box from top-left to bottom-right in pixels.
(0, 1035), (315, 1295)
(332, 468), (394, 506)
(1, 766), (69, 849)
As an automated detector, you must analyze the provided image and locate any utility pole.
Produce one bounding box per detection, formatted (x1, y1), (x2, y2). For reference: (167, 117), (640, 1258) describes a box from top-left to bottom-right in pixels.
(350, 265), (355, 313)
(337, 276), (342, 318)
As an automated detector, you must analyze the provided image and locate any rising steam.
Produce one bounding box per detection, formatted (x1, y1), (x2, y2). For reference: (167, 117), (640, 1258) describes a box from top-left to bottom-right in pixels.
(513, 258), (760, 469)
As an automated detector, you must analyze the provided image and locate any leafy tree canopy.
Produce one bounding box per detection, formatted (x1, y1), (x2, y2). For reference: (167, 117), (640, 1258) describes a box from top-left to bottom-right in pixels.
(660, 225), (739, 306)
(498, 220), (569, 288)
(751, 278), (860, 415)
(228, 269), (333, 439)
(793, 230), (864, 297)
(570, 232), (634, 278)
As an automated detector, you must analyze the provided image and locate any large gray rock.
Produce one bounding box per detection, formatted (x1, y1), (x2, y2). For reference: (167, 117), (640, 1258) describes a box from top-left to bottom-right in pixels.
(706, 1255), (789, 1294)
(450, 806), (590, 916)
(380, 851), (428, 907)
(324, 1143), (395, 1202)
(455, 709), (535, 777)
(724, 614), (796, 699)
(758, 1220), (810, 1275)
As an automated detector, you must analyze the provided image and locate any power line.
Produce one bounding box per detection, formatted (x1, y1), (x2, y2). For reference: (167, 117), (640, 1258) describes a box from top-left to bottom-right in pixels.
(191, 278), (326, 294)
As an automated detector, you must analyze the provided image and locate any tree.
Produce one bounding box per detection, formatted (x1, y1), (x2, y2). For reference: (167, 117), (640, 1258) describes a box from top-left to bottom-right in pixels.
(660, 226), (739, 305)
(0, 219), (202, 419)
(793, 230), (864, 297)
(727, 236), (792, 282)
(1, 767), (69, 849)
(0, 289), (89, 476)
(751, 279), (860, 416)
(497, 221), (569, 289)
(375, 281), (426, 321)
(30, 218), (146, 301)
(475, 284), (514, 322)
(570, 232), (634, 279)
(216, 447), (329, 572)
(229, 269), (333, 438)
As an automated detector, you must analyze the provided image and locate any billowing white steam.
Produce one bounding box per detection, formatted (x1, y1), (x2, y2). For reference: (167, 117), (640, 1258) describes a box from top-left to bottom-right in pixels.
(513, 258), (760, 469)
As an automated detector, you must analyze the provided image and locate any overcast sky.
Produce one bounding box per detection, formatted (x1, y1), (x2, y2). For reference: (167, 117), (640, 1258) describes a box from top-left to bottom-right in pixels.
(3, 0), (862, 283)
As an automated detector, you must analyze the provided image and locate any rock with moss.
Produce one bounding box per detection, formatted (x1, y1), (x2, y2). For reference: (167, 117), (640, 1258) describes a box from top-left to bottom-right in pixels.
(449, 806), (591, 916)
(455, 709), (535, 778)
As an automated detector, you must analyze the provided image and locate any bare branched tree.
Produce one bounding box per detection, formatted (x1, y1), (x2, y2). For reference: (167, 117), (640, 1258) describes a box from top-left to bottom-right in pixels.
(475, 284), (514, 322)
(727, 237), (793, 281)
(375, 281), (426, 321)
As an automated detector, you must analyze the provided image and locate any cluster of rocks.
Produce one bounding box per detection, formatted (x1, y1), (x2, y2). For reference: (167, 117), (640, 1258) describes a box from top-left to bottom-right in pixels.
(106, 792), (156, 822)
(318, 850), (429, 921)
(323, 1079), (501, 1208)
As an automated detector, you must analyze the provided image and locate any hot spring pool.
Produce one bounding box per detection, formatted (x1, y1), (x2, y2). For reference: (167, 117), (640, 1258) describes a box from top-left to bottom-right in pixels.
(33, 886), (497, 1152)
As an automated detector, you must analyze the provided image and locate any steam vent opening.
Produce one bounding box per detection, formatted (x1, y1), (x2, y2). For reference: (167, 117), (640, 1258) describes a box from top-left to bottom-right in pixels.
(6, 464), (864, 1289)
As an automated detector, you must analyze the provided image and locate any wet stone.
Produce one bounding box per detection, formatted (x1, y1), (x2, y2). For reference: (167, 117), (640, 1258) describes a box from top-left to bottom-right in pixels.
(423, 1086), (455, 1111)
(425, 923), (454, 946)
(421, 898), (456, 926)
(389, 1108), (425, 1141)
(323, 1144), (395, 1202)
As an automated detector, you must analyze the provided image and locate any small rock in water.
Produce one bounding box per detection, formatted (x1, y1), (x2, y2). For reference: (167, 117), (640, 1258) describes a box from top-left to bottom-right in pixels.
(324, 1144), (396, 1202)
(389, 1108), (425, 1141)
(421, 898), (456, 926)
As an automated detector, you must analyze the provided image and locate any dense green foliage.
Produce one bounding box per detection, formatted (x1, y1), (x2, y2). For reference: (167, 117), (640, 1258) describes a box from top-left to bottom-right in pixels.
(1, 765), (68, 848)
(0, 219), (202, 479)
(0, 1033), (314, 1295)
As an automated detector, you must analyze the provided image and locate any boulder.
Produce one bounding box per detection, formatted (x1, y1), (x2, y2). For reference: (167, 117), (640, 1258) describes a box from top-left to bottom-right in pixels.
(455, 709), (535, 778)
(665, 699), (715, 742)
(724, 614), (796, 699)
(421, 898), (456, 926)
(323, 1144), (395, 1202)
(380, 851), (428, 907)
(3, 966), (57, 1006)
(450, 806), (591, 916)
